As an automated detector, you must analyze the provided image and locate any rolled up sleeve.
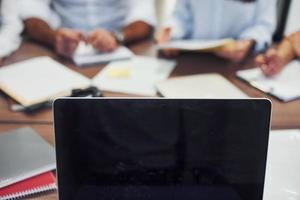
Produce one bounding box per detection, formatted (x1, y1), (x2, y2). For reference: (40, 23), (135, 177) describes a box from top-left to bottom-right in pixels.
(19, 0), (60, 28)
(239, 0), (276, 52)
(0, 0), (23, 57)
(125, 0), (157, 27)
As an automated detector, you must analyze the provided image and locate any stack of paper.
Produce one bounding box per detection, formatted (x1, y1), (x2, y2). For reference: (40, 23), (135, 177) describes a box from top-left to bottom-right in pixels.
(92, 56), (177, 96)
(73, 41), (134, 66)
(0, 57), (91, 106)
(157, 39), (234, 51)
(156, 73), (248, 98)
(237, 61), (300, 102)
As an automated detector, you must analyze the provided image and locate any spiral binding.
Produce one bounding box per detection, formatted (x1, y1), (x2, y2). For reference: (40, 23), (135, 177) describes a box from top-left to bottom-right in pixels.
(0, 183), (57, 200)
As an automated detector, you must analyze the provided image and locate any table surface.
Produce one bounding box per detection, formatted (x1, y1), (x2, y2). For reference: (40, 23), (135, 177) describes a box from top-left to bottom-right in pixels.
(0, 40), (299, 200)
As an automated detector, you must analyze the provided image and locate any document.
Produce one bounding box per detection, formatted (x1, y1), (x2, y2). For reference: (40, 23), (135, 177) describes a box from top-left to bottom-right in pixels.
(0, 57), (91, 106)
(156, 73), (248, 98)
(73, 41), (134, 66)
(237, 61), (300, 102)
(92, 56), (176, 96)
(157, 39), (234, 51)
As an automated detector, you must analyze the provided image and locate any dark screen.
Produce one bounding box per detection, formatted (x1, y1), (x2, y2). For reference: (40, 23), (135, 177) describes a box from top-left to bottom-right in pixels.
(54, 99), (271, 200)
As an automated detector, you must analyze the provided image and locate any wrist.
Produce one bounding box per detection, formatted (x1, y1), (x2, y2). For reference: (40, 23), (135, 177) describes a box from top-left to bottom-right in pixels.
(112, 30), (125, 45)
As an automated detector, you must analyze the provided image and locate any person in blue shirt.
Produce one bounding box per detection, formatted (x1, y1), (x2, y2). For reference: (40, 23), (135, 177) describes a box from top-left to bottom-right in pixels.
(156, 0), (276, 62)
(21, 0), (156, 58)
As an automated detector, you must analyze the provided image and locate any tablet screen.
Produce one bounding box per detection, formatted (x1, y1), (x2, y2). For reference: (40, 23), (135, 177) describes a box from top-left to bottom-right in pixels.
(54, 99), (271, 200)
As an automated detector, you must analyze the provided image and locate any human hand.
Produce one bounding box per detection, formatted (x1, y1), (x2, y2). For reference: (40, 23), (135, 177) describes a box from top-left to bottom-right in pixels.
(155, 27), (179, 57)
(215, 40), (253, 62)
(55, 28), (83, 57)
(86, 29), (118, 53)
(255, 48), (287, 76)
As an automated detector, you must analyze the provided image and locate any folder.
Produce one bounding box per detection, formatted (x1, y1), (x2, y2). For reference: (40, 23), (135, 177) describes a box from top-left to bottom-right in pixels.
(0, 172), (56, 200)
(0, 127), (56, 189)
(156, 73), (247, 98)
(157, 39), (234, 52)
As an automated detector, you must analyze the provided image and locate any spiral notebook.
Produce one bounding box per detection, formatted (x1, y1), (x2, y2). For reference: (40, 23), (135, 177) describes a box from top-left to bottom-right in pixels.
(0, 127), (56, 189)
(0, 172), (56, 200)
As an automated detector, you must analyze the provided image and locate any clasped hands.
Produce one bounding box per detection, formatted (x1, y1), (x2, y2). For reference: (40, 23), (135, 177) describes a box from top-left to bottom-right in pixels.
(55, 28), (118, 57)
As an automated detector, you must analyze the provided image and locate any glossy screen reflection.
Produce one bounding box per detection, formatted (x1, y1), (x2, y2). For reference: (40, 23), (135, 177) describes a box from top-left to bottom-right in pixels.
(54, 99), (271, 200)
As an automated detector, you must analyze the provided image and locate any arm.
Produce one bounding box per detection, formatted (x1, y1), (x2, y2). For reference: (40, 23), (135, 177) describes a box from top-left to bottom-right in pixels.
(288, 31), (300, 58)
(121, 21), (154, 44)
(24, 18), (56, 48)
(24, 18), (82, 57)
(255, 37), (295, 76)
(238, 0), (276, 52)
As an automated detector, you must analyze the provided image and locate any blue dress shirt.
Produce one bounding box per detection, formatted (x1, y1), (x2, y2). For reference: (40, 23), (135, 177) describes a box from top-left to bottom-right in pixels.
(168, 0), (276, 51)
(21, 0), (156, 33)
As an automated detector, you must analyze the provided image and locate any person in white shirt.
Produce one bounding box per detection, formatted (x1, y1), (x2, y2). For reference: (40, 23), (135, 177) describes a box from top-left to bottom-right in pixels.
(20, 0), (156, 58)
(156, 0), (276, 62)
(0, 0), (23, 64)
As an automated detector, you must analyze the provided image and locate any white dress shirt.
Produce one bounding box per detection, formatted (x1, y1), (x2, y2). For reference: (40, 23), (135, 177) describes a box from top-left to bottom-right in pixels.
(0, 0), (23, 58)
(168, 0), (276, 52)
(20, 0), (156, 33)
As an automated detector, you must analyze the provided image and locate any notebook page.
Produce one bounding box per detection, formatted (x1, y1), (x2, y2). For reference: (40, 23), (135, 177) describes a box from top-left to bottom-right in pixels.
(92, 56), (176, 96)
(237, 61), (300, 102)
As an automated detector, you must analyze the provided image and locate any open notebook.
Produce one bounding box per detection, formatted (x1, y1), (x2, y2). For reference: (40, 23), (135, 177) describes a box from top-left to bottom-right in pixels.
(157, 39), (234, 51)
(237, 61), (300, 102)
(73, 41), (134, 66)
(0, 57), (91, 107)
(156, 73), (248, 98)
(0, 127), (56, 189)
(0, 56), (176, 105)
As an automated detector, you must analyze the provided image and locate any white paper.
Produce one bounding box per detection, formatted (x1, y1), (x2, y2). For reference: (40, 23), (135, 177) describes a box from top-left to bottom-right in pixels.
(156, 73), (248, 98)
(92, 56), (176, 96)
(157, 39), (233, 51)
(0, 57), (91, 106)
(264, 130), (300, 200)
(73, 42), (134, 66)
(237, 61), (300, 102)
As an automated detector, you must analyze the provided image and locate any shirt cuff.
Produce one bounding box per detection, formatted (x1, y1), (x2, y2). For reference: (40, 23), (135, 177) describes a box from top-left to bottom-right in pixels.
(239, 26), (272, 52)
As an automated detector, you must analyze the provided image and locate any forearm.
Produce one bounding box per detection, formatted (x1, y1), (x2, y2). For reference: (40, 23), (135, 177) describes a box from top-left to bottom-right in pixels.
(277, 38), (296, 63)
(122, 21), (153, 44)
(24, 18), (56, 48)
(288, 31), (300, 58)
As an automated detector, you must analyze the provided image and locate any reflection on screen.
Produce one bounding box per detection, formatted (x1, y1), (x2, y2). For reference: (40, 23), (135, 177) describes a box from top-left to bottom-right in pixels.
(54, 99), (271, 200)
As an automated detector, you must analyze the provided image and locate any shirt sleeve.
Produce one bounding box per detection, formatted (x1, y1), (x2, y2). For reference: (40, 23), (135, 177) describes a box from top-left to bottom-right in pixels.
(19, 0), (61, 29)
(238, 0), (276, 52)
(166, 0), (193, 40)
(125, 0), (157, 27)
(0, 0), (23, 57)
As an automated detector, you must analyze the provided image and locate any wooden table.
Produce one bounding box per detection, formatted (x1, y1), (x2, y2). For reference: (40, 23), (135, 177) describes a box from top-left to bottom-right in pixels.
(1, 40), (299, 200)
